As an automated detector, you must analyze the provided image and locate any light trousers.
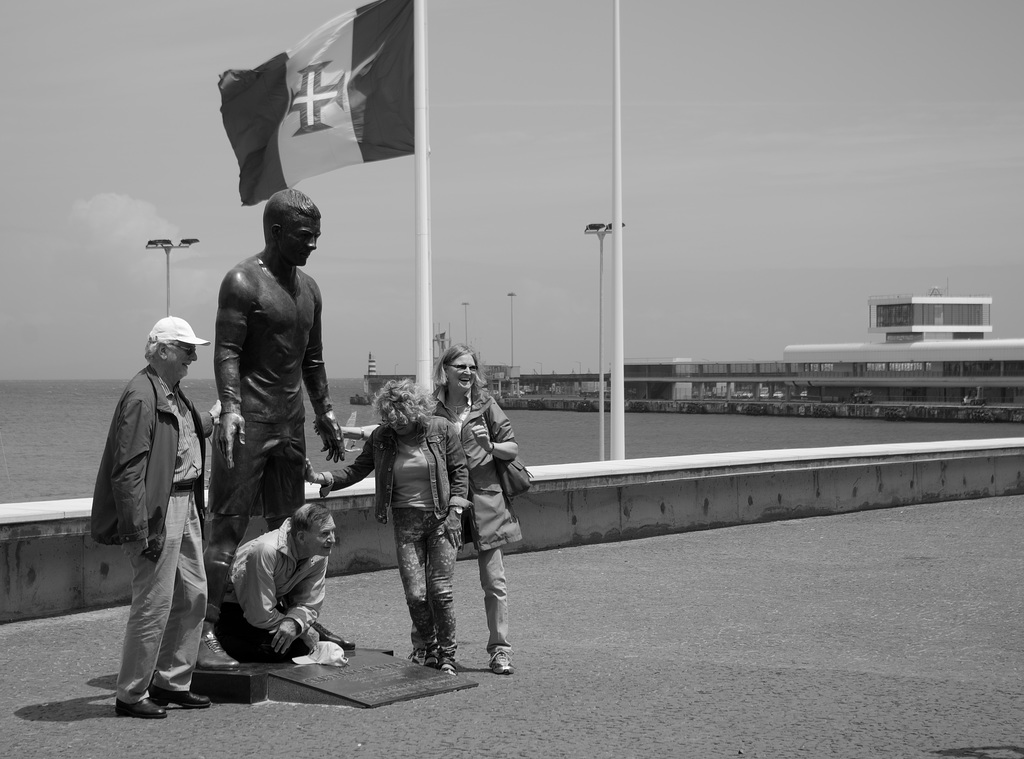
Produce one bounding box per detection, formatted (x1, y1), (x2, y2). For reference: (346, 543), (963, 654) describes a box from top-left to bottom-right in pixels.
(477, 546), (511, 655)
(117, 491), (206, 703)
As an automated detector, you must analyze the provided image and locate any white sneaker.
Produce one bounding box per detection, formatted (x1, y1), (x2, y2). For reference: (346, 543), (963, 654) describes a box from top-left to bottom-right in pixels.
(489, 650), (514, 675)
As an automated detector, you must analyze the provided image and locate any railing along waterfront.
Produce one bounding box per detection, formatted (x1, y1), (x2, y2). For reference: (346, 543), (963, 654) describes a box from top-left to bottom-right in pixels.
(4, 439), (1024, 622)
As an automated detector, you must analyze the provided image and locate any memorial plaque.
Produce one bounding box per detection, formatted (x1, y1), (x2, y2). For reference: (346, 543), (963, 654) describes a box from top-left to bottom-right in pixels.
(268, 649), (477, 708)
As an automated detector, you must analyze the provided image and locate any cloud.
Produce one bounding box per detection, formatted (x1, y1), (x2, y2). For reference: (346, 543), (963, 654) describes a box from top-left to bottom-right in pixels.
(69, 193), (179, 251)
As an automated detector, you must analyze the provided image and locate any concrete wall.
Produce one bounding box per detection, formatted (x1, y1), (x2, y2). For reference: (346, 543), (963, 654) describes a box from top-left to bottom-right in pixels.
(3, 439), (1024, 623)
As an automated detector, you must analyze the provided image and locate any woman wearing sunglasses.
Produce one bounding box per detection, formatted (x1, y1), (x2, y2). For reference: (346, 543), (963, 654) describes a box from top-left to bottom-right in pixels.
(432, 343), (522, 675)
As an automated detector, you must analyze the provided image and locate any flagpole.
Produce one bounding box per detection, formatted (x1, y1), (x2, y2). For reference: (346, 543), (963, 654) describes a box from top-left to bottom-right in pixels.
(610, 0), (626, 459)
(413, 0), (433, 387)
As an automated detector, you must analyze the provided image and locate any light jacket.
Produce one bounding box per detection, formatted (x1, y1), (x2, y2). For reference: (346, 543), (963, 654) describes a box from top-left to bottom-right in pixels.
(434, 387), (523, 551)
(327, 417), (471, 524)
(223, 519), (326, 634)
(91, 367), (211, 545)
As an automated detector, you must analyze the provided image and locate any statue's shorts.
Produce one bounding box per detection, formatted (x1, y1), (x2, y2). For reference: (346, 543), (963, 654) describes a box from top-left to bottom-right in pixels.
(209, 419), (306, 520)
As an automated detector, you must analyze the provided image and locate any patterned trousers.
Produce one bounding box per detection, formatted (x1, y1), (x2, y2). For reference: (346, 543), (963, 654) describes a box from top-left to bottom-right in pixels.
(392, 507), (458, 659)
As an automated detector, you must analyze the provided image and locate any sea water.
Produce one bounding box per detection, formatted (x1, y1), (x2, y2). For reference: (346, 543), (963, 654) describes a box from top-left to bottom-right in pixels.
(0, 378), (1017, 504)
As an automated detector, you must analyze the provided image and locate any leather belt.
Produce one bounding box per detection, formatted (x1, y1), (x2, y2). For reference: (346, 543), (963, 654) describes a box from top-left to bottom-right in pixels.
(171, 480), (196, 494)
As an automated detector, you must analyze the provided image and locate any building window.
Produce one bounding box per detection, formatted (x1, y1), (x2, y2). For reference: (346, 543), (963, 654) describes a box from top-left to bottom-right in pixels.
(963, 361), (1000, 377)
(948, 303), (988, 326)
(876, 304), (912, 328)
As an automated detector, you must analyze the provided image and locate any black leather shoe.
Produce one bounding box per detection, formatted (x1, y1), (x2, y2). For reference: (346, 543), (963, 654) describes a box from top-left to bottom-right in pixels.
(115, 698), (167, 719)
(311, 621), (355, 651)
(196, 632), (240, 670)
(149, 685), (211, 709)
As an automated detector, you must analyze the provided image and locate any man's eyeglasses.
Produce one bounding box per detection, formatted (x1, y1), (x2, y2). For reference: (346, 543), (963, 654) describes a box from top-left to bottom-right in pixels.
(172, 342), (197, 357)
(447, 363), (477, 372)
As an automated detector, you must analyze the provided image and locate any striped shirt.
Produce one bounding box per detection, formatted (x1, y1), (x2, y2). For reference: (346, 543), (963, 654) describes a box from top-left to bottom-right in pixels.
(156, 376), (202, 483)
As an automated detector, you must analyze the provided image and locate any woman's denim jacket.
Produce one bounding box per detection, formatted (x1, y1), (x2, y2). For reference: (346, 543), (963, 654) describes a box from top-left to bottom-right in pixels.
(326, 417), (472, 524)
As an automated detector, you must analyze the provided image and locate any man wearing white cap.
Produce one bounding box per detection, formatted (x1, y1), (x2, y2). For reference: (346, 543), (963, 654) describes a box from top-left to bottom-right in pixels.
(92, 316), (220, 719)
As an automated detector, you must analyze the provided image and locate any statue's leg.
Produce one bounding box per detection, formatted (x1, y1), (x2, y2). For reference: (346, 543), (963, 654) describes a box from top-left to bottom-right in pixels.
(262, 420), (307, 529)
(196, 509), (249, 669)
(203, 513), (249, 624)
(198, 425), (267, 671)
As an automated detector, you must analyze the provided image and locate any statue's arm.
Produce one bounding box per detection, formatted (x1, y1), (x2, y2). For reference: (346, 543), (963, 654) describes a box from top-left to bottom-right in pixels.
(215, 269), (252, 416)
(301, 278), (331, 416)
(302, 279), (344, 462)
(214, 269), (253, 467)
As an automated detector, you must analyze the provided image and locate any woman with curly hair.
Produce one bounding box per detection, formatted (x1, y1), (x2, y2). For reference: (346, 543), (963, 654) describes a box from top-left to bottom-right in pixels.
(306, 379), (471, 674)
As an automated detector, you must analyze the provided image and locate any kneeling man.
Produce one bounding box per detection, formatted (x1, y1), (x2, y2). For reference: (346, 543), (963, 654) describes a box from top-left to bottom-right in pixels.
(215, 502), (339, 662)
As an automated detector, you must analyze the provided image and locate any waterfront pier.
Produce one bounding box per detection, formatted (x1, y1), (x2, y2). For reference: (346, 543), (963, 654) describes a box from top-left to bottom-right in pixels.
(1, 494), (1021, 757)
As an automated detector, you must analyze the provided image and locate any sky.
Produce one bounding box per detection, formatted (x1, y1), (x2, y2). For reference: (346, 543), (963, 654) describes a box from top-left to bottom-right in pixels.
(1, 0), (1022, 380)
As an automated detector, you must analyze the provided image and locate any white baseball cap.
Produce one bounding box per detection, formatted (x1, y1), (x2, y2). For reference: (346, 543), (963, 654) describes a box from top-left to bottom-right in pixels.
(292, 641), (349, 666)
(148, 316), (210, 346)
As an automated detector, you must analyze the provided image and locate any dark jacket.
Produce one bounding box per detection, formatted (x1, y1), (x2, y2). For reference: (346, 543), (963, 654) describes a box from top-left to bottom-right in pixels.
(434, 387), (523, 551)
(91, 367), (211, 545)
(326, 417), (471, 524)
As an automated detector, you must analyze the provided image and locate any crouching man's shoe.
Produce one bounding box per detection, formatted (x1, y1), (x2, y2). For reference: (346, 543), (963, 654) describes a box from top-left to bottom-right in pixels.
(115, 698), (166, 719)
(196, 625), (239, 670)
(149, 685), (211, 709)
(311, 621), (355, 651)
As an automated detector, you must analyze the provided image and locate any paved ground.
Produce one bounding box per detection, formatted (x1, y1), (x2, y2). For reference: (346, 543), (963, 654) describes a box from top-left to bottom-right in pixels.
(2, 497), (1023, 759)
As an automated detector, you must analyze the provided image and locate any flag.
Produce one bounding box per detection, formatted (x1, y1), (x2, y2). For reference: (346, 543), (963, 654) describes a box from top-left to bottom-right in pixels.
(218, 0), (414, 206)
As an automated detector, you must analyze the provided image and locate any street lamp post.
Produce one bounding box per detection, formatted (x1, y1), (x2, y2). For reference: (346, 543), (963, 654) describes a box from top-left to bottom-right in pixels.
(583, 223), (611, 460)
(146, 238), (199, 317)
(507, 292), (517, 369)
(583, 222), (625, 460)
(461, 301), (470, 344)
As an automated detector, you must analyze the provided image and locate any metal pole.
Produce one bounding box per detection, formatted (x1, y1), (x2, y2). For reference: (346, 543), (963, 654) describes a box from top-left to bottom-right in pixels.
(598, 232), (605, 461)
(164, 248), (171, 317)
(461, 301), (469, 344)
(413, 0), (432, 386)
(508, 292), (516, 368)
(610, 0), (626, 459)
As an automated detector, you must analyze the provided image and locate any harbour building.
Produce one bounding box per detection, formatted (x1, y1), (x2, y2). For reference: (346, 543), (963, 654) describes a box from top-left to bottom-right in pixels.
(625, 290), (1024, 406)
(782, 290), (1020, 404)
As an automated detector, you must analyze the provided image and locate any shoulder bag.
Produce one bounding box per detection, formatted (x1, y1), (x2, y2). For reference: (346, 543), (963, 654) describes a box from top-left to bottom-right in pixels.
(482, 396), (532, 498)
(494, 456), (532, 498)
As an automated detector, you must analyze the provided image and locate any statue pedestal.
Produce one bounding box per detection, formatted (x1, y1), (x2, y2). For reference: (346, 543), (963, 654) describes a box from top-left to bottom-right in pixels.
(192, 648), (476, 707)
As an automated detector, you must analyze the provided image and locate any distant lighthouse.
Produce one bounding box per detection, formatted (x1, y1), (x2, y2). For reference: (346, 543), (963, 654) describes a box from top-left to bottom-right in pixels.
(367, 352), (377, 376)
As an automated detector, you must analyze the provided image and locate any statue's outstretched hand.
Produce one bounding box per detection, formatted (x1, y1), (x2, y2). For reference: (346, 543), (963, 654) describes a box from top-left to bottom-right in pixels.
(314, 410), (345, 463)
(216, 412), (245, 468)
